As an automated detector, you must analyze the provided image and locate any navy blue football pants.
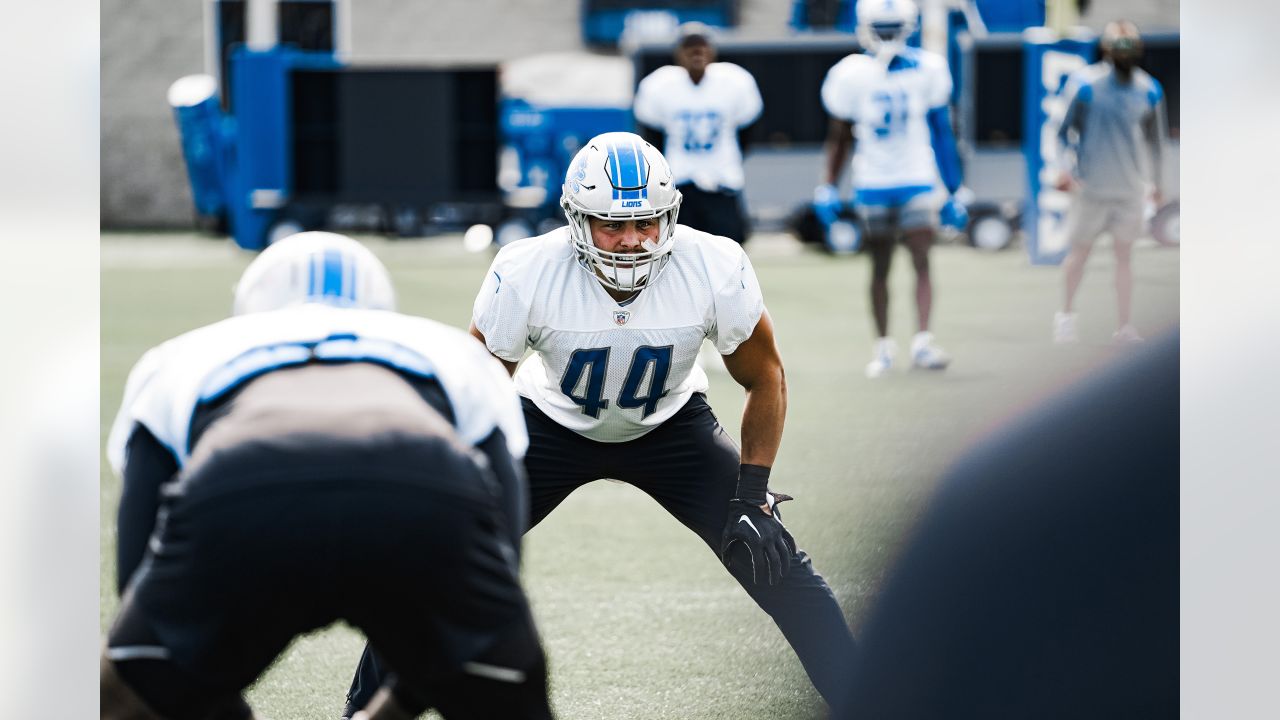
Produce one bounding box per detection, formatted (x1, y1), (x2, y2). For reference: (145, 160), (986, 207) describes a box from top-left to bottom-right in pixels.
(675, 184), (749, 245)
(345, 393), (856, 714)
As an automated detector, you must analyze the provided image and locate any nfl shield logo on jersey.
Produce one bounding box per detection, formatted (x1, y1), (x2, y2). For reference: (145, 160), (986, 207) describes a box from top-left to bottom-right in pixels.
(613, 310), (631, 326)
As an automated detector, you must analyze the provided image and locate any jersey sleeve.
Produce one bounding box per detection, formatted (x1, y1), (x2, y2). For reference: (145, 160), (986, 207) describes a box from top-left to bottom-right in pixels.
(471, 248), (533, 364)
(730, 64), (764, 127)
(633, 69), (666, 130)
(106, 345), (166, 476)
(1056, 70), (1091, 170)
(453, 334), (531, 459)
(924, 54), (953, 108)
(708, 247), (766, 355)
(821, 56), (862, 122)
(1142, 74), (1169, 196)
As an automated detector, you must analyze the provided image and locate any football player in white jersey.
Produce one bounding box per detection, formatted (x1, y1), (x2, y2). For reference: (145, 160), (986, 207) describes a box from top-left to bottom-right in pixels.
(633, 21), (763, 245)
(342, 132), (858, 712)
(102, 232), (551, 720)
(817, 0), (967, 378)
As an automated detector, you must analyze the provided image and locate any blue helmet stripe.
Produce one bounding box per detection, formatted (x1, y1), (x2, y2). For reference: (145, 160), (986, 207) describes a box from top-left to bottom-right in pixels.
(321, 248), (345, 299)
(610, 140), (646, 201)
(632, 139), (649, 199)
(609, 143), (624, 200)
(308, 252), (320, 297)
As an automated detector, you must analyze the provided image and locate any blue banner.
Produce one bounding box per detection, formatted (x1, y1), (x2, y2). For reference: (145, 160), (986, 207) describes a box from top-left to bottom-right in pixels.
(1021, 29), (1095, 265)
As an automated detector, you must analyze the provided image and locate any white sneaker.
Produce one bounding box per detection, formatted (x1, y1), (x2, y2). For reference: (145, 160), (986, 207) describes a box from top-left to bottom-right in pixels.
(1054, 312), (1079, 344)
(910, 332), (951, 370)
(865, 338), (897, 378)
(1112, 324), (1144, 344)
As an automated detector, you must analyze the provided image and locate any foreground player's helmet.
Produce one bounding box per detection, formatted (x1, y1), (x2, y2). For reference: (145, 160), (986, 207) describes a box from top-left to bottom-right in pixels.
(233, 231), (396, 315)
(856, 0), (918, 54)
(560, 132), (682, 293)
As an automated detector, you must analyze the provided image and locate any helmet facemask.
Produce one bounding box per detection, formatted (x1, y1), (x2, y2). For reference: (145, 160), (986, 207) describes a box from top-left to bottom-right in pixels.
(560, 133), (683, 294)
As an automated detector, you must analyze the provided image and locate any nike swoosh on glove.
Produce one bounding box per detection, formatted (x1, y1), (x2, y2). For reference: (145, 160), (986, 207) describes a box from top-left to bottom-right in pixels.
(720, 499), (797, 586)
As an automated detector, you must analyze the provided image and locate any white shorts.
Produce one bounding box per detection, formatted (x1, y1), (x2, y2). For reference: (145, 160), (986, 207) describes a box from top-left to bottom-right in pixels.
(854, 185), (940, 234)
(1067, 195), (1145, 248)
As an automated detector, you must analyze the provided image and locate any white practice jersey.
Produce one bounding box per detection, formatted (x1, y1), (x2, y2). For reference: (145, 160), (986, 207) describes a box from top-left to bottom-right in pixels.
(821, 48), (951, 190)
(633, 63), (763, 192)
(106, 304), (528, 474)
(473, 225), (764, 443)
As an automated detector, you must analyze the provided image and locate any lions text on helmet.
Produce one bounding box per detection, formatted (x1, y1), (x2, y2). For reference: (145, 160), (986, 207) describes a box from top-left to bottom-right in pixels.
(560, 132), (683, 294)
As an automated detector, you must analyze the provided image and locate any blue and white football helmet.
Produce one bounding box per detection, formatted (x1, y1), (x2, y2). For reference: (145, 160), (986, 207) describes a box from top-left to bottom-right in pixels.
(560, 132), (682, 293)
(232, 231), (396, 315)
(856, 0), (918, 58)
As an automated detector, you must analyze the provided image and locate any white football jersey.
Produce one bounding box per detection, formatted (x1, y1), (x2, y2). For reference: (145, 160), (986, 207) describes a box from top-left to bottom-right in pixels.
(472, 225), (764, 443)
(106, 304), (528, 474)
(633, 63), (763, 192)
(821, 48), (951, 191)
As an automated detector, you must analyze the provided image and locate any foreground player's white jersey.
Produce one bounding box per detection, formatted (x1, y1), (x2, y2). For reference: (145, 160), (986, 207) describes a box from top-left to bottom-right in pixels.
(633, 63), (763, 191)
(821, 48), (951, 190)
(106, 305), (528, 473)
(473, 225), (764, 443)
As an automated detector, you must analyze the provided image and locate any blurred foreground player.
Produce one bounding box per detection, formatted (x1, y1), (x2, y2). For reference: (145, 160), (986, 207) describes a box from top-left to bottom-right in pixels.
(835, 331), (1178, 717)
(1054, 20), (1169, 344)
(344, 132), (857, 713)
(634, 22), (763, 244)
(102, 233), (551, 720)
(817, 0), (967, 377)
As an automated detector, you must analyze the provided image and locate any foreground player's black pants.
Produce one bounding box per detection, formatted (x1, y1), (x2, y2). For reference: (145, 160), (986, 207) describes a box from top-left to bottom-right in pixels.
(346, 393), (857, 714)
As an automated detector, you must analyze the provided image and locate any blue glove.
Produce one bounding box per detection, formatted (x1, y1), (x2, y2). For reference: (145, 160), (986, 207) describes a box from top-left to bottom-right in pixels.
(940, 196), (969, 231)
(813, 184), (842, 227)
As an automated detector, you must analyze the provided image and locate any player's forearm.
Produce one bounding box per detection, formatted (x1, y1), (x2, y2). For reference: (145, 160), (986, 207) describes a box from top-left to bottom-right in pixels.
(116, 426), (179, 593)
(739, 370), (787, 468)
(823, 121), (852, 186)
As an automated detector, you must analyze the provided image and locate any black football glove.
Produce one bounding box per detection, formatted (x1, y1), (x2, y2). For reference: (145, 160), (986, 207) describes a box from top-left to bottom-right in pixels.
(719, 464), (796, 586)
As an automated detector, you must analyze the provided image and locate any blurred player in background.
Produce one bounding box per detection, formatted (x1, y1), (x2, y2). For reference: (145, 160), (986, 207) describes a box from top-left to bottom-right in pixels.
(1053, 20), (1168, 344)
(344, 132), (857, 714)
(103, 233), (551, 720)
(816, 0), (966, 378)
(633, 22), (763, 245)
